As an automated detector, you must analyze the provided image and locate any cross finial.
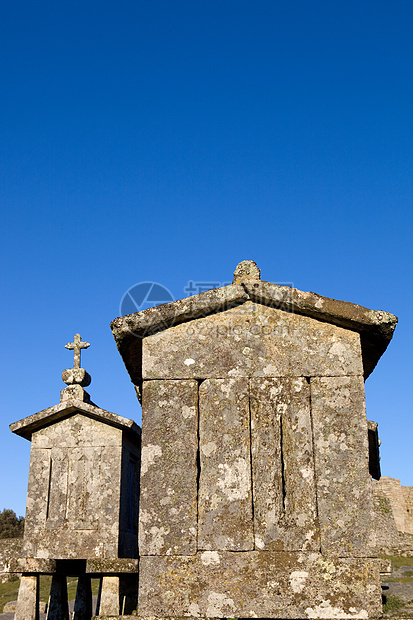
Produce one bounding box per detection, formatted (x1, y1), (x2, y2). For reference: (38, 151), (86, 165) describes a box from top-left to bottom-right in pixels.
(65, 333), (90, 369)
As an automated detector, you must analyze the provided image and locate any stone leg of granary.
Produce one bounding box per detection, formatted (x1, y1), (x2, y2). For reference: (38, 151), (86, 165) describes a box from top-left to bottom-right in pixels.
(73, 574), (93, 620)
(46, 573), (69, 620)
(15, 573), (39, 620)
(97, 575), (120, 615)
(119, 574), (139, 615)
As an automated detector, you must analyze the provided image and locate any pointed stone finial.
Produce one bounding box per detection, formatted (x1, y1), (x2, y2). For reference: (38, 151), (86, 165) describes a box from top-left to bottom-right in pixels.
(61, 334), (91, 389)
(233, 260), (261, 284)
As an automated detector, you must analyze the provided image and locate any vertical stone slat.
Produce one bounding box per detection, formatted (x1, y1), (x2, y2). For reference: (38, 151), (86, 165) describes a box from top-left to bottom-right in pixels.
(311, 375), (373, 556)
(198, 378), (253, 551)
(250, 377), (318, 551)
(250, 378), (283, 550)
(282, 377), (318, 549)
(25, 448), (51, 533)
(47, 447), (69, 526)
(140, 379), (198, 555)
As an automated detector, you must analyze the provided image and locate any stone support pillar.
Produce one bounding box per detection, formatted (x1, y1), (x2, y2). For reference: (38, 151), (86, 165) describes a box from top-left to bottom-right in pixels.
(46, 573), (69, 620)
(73, 574), (93, 620)
(98, 575), (120, 615)
(15, 574), (39, 620)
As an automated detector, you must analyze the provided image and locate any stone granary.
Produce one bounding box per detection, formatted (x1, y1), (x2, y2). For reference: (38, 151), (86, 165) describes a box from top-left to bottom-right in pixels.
(110, 260), (398, 620)
(10, 334), (140, 619)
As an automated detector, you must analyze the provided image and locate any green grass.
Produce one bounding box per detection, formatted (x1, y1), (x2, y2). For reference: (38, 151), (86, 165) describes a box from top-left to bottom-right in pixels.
(385, 576), (413, 584)
(0, 575), (100, 613)
(383, 594), (406, 614)
(0, 575), (20, 613)
(379, 554), (413, 570)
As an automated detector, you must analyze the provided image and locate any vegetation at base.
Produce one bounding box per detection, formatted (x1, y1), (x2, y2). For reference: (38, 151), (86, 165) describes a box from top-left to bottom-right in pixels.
(0, 509), (25, 538)
(386, 576), (413, 583)
(379, 554), (413, 570)
(383, 594), (406, 614)
(0, 575), (20, 612)
(0, 576), (100, 613)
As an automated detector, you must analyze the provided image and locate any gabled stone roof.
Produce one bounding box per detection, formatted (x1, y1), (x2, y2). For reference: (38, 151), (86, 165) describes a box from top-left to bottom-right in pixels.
(110, 261), (397, 381)
(10, 396), (141, 441)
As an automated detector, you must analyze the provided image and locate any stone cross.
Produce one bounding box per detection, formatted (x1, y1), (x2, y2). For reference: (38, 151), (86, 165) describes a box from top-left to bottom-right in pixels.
(65, 334), (90, 369)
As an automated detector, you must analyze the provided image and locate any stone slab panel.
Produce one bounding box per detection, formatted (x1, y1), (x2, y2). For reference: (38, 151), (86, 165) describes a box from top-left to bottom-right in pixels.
(46, 446), (69, 526)
(25, 528), (119, 559)
(11, 558), (56, 573)
(24, 448), (51, 539)
(86, 558), (139, 573)
(138, 552), (382, 619)
(140, 380), (198, 555)
(142, 302), (363, 379)
(198, 378), (253, 551)
(250, 377), (319, 551)
(66, 447), (102, 529)
(311, 375), (373, 556)
(24, 441), (122, 558)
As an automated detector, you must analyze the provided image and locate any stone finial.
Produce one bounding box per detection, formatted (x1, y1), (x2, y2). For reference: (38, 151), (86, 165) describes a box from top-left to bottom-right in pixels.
(233, 260), (261, 284)
(62, 333), (91, 388)
(65, 333), (90, 369)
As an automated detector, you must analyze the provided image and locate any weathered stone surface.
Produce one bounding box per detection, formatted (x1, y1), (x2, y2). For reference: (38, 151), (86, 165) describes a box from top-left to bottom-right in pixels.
(21, 411), (140, 560)
(99, 575), (120, 615)
(138, 552), (382, 619)
(198, 378), (253, 551)
(9, 557), (56, 573)
(373, 477), (413, 535)
(24, 421), (123, 558)
(10, 399), (140, 440)
(112, 263), (397, 383)
(62, 367), (91, 387)
(142, 302), (363, 379)
(0, 538), (23, 580)
(86, 558), (139, 574)
(24, 447), (51, 536)
(140, 380), (198, 555)
(14, 574), (39, 620)
(250, 377), (319, 551)
(233, 259), (261, 282)
(311, 375), (373, 556)
(32, 413), (123, 449)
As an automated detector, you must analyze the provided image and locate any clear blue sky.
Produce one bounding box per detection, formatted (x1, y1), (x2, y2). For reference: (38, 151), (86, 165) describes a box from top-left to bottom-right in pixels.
(1, 1), (412, 516)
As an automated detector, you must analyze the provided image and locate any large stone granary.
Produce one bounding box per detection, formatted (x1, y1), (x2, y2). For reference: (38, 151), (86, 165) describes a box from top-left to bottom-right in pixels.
(11, 260), (398, 619)
(110, 260), (397, 619)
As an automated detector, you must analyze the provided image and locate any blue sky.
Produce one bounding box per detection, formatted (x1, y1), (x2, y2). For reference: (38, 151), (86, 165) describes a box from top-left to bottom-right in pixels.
(1, 0), (412, 516)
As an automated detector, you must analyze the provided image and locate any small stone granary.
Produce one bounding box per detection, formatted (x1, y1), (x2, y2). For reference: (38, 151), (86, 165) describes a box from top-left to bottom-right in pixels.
(11, 261), (398, 619)
(10, 334), (140, 619)
(111, 260), (397, 620)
